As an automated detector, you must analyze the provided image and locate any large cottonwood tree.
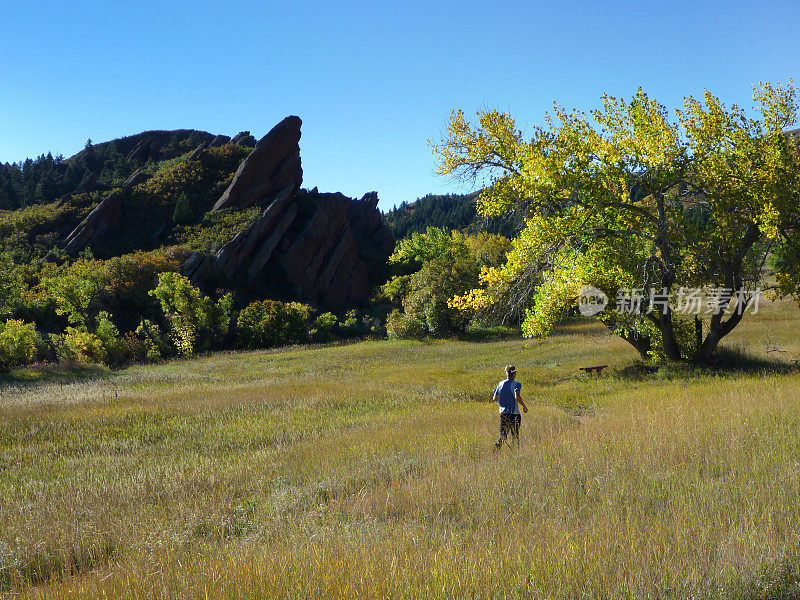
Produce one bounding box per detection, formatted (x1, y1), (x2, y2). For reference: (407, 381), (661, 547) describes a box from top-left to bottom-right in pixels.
(435, 83), (800, 362)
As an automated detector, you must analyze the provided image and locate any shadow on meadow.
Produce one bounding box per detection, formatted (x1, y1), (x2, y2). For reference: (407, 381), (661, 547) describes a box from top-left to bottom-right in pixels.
(0, 363), (116, 389)
(612, 344), (800, 382)
(457, 325), (522, 343)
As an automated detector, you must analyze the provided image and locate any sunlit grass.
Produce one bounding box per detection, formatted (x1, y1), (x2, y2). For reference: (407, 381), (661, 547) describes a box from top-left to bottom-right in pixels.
(1, 300), (800, 598)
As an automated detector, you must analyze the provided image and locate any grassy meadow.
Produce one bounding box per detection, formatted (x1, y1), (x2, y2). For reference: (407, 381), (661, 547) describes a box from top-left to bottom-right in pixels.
(2, 300), (800, 599)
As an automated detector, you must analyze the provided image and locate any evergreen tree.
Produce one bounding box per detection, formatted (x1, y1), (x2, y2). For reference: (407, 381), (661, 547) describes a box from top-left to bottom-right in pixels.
(172, 192), (194, 224)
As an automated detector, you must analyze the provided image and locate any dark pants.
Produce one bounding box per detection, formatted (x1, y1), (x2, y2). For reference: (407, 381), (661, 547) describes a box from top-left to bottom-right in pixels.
(496, 413), (521, 448)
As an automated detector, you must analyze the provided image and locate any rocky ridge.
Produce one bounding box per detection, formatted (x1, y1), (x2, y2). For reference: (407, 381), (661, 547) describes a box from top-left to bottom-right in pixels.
(62, 169), (149, 255)
(68, 129), (255, 168)
(185, 116), (393, 305)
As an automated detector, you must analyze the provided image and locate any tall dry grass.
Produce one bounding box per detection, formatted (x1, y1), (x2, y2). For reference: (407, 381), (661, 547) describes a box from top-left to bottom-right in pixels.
(2, 300), (800, 598)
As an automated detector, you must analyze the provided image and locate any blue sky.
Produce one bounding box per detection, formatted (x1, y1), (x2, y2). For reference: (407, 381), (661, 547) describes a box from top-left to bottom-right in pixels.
(1, 0), (798, 211)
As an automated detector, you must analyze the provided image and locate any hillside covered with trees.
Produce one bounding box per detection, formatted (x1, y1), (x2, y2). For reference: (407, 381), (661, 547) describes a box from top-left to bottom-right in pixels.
(384, 191), (524, 239)
(0, 129), (243, 211)
(0, 118), (395, 372)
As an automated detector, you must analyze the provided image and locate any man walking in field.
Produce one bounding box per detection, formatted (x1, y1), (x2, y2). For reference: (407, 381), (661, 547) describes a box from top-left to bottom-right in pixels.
(494, 364), (527, 449)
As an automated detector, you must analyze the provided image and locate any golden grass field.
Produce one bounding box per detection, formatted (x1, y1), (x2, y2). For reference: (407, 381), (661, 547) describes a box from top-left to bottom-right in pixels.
(2, 300), (800, 599)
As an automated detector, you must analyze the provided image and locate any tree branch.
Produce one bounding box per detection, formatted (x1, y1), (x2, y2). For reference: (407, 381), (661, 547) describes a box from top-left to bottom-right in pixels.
(591, 227), (658, 243)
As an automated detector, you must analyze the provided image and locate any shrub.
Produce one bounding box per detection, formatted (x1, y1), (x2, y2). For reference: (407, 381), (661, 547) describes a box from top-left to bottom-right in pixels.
(119, 331), (148, 364)
(172, 192), (194, 224)
(341, 309), (360, 334)
(0, 255), (26, 319)
(100, 249), (184, 331)
(40, 257), (105, 326)
(386, 309), (426, 340)
(383, 227), (481, 336)
(283, 302), (313, 344)
(0, 319), (42, 371)
(174, 207), (261, 254)
(401, 254), (479, 335)
(62, 327), (107, 364)
(311, 312), (338, 342)
(135, 319), (170, 362)
(361, 314), (385, 338)
(149, 272), (232, 356)
(379, 274), (411, 305)
(94, 311), (135, 368)
(236, 300), (314, 349)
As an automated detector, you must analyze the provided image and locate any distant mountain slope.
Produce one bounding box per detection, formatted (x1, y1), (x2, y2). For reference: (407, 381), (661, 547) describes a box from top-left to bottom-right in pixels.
(384, 191), (524, 239)
(0, 129), (256, 210)
(0, 142), (255, 262)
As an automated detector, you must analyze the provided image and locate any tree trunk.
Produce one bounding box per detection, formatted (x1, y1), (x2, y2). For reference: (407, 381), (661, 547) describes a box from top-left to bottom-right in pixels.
(694, 316), (703, 355)
(699, 325), (722, 363)
(611, 325), (652, 360)
(698, 304), (748, 363)
(625, 335), (652, 360)
(659, 312), (681, 360)
(651, 198), (680, 360)
(696, 223), (761, 363)
(697, 276), (751, 363)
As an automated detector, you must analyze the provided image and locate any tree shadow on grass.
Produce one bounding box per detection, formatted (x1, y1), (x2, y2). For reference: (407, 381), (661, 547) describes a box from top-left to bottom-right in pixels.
(457, 325), (522, 343)
(706, 345), (800, 375)
(612, 344), (800, 382)
(0, 363), (116, 389)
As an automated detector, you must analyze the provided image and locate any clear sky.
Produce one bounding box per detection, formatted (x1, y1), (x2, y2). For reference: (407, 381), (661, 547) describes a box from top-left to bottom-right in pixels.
(1, 0), (798, 211)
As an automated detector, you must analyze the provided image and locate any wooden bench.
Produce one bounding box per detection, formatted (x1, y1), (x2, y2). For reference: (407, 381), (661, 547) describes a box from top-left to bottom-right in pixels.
(579, 365), (608, 376)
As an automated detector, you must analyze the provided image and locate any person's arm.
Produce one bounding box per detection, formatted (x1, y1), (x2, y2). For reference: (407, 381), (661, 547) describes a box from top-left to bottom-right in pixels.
(515, 388), (527, 413)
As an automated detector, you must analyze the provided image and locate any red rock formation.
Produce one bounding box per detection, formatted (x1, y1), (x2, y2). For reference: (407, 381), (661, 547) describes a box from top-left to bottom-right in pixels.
(62, 169), (151, 256)
(186, 116), (393, 306)
(211, 116), (303, 212)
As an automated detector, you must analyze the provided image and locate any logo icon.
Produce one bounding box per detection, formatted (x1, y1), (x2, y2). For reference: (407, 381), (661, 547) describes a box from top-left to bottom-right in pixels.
(577, 285), (608, 316)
